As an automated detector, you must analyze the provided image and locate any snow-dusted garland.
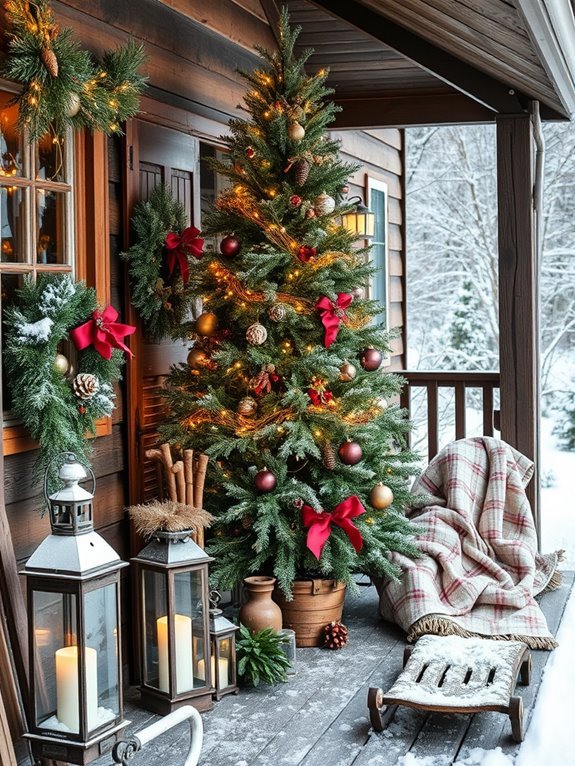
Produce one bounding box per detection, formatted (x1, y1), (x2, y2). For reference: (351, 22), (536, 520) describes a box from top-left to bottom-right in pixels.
(3, 274), (135, 483)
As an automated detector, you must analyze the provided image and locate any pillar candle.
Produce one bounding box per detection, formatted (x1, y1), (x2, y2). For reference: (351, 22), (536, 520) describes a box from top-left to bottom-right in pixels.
(157, 614), (194, 694)
(55, 646), (97, 732)
(197, 655), (229, 688)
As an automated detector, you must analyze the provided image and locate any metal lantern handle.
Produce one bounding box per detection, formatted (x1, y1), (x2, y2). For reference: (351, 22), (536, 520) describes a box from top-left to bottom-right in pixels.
(43, 451), (96, 505)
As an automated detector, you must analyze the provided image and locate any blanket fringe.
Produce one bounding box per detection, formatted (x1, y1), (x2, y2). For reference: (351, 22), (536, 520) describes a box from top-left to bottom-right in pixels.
(408, 615), (558, 650)
(541, 550), (565, 593)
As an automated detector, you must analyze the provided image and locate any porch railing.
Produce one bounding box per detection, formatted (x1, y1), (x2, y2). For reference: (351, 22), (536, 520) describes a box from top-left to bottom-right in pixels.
(399, 371), (501, 460)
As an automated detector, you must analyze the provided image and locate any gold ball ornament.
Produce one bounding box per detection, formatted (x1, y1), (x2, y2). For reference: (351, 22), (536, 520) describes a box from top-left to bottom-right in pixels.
(65, 92), (81, 117)
(339, 361), (357, 382)
(369, 483), (394, 510)
(238, 396), (257, 417)
(187, 348), (208, 369)
(54, 353), (70, 375)
(288, 120), (306, 142)
(246, 322), (267, 346)
(196, 311), (218, 337)
(314, 191), (336, 216)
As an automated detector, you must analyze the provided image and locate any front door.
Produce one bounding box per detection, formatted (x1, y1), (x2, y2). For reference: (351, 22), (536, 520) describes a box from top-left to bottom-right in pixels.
(124, 120), (199, 510)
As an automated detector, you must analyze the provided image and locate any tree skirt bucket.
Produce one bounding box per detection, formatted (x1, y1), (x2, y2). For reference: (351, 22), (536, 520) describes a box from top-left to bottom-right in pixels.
(274, 579), (346, 647)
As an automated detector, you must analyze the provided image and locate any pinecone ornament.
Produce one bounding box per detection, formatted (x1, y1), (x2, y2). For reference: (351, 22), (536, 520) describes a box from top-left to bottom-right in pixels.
(246, 322), (267, 346)
(324, 621), (348, 650)
(40, 46), (59, 77)
(322, 441), (337, 470)
(72, 373), (100, 400)
(294, 158), (310, 186)
(267, 303), (287, 322)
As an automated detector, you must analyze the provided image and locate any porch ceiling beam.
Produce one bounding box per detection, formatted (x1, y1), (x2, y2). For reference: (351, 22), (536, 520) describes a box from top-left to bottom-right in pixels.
(332, 92), (495, 129)
(308, 0), (526, 114)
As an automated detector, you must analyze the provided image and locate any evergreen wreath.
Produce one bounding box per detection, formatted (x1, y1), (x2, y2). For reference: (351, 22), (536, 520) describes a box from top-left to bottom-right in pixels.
(2, 0), (147, 141)
(3, 274), (133, 484)
(121, 183), (204, 340)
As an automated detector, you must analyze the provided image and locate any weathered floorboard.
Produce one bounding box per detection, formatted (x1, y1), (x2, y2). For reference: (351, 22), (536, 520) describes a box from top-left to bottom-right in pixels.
(76, 574), (574, 766)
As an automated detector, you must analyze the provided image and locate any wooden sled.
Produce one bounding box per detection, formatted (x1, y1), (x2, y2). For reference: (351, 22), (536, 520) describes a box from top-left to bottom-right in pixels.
(368, 634), (531, 742)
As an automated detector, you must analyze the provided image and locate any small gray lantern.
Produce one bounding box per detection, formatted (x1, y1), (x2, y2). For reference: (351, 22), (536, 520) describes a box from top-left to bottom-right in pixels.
(22, 453), (129, 765)
(208, 592), (239, 700)
(131, 531), (214, 714)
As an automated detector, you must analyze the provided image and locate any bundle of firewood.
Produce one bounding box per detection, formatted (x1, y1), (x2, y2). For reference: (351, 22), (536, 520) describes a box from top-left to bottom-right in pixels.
(136, 444), (211, 548)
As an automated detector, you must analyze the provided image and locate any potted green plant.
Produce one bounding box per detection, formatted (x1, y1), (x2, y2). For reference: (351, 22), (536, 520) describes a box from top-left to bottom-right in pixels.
(236, 625), (291, 687)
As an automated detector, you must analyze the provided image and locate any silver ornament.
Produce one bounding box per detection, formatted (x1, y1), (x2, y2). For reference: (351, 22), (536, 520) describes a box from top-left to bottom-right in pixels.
(313, 191), (336, 216)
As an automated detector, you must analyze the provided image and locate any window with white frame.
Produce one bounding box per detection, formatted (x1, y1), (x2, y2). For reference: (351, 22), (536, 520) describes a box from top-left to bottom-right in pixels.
(1, 84), (75, 421)
(366, 176), (389, 332)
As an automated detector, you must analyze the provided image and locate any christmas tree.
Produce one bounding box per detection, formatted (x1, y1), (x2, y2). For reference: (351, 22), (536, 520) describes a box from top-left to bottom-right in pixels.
(160, 10), (420, 597)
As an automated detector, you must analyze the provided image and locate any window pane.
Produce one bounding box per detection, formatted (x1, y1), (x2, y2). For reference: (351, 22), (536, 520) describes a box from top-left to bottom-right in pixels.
(36, 133), (67, 184)
(1, 273), (25, 415)
(0, 93), (24, 179)
(1, 186), (26, 263)
(36, 189), (68, 264)
(84, 584), (119, 733)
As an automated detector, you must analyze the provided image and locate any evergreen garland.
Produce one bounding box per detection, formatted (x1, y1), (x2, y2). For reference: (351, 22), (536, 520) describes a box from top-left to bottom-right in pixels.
(3, 274), (128, 486)
(2, 0), (147, 141)
(121, 184), (204, 340)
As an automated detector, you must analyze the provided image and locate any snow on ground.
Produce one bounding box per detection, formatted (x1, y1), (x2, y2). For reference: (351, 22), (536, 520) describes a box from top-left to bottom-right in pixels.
(393, 579), (575, 766)
(540, 416), (575, 568)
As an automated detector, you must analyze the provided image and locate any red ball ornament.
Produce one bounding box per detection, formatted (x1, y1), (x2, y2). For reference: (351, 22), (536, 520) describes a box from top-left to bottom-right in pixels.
(246, 146), (256, 158)
(220, 235), (241, 258)
(290, 194), (302, 207)
(338, 440), (363, 465)
(254, 468), (277, 493)
(359, 347), (383, 372)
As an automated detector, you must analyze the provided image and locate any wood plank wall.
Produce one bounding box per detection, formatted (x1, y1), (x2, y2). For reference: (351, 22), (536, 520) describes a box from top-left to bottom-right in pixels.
(332, 128), (406, 369)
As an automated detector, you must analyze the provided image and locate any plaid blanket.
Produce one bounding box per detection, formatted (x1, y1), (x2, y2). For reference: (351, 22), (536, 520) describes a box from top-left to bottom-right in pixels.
(377, 437), (563, 649)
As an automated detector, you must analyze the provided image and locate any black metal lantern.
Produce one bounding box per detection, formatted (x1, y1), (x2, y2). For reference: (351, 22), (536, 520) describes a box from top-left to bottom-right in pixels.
(208, 592), (239, 700)
(22, 453), (129, 765)
(131, 530), (214, 714)
(341, 196), (375, 238)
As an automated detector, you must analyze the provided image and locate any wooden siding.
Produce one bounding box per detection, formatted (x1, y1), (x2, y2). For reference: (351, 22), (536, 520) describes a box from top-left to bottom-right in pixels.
(332, 128), (406, 368)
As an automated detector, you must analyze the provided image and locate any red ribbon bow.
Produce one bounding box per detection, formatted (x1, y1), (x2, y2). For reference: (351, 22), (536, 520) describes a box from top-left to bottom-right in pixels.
(302, 495), (366, 560)
(307, 387), (333, 407)
(298, 245), (317, 263)
(164, 226), (204, 284)
(315, 293), (353, 347)
(70, 306), (136, 360)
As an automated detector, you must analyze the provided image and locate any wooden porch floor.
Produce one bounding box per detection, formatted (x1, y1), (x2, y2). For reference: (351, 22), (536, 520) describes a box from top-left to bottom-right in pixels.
(16, 572), (574, 766)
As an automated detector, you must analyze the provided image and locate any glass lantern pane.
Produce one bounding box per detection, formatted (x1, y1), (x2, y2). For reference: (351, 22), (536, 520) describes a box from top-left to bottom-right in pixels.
(1, 185), (25, 263)
(36, 189), (67, 264)
(142, 569), (167, 692)
(35, 132), (67, 183)
(32, 591), (79, 733)
(215, 637), (232, 689)
(0, 93), (24, 179)
(173, 571), (203, 694)
(84, 584), (119, 734)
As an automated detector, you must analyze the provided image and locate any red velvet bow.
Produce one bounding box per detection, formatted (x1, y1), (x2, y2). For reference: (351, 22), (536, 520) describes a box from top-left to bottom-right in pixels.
(315, 293), (353, 348)
(164, 226), (204, 284)
(70, 306), (136, 360)
(302, 495), (366, 560)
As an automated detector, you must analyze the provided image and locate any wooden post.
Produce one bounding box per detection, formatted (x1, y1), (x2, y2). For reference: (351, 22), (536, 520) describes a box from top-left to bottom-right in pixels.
(496, 113), (540, 535)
